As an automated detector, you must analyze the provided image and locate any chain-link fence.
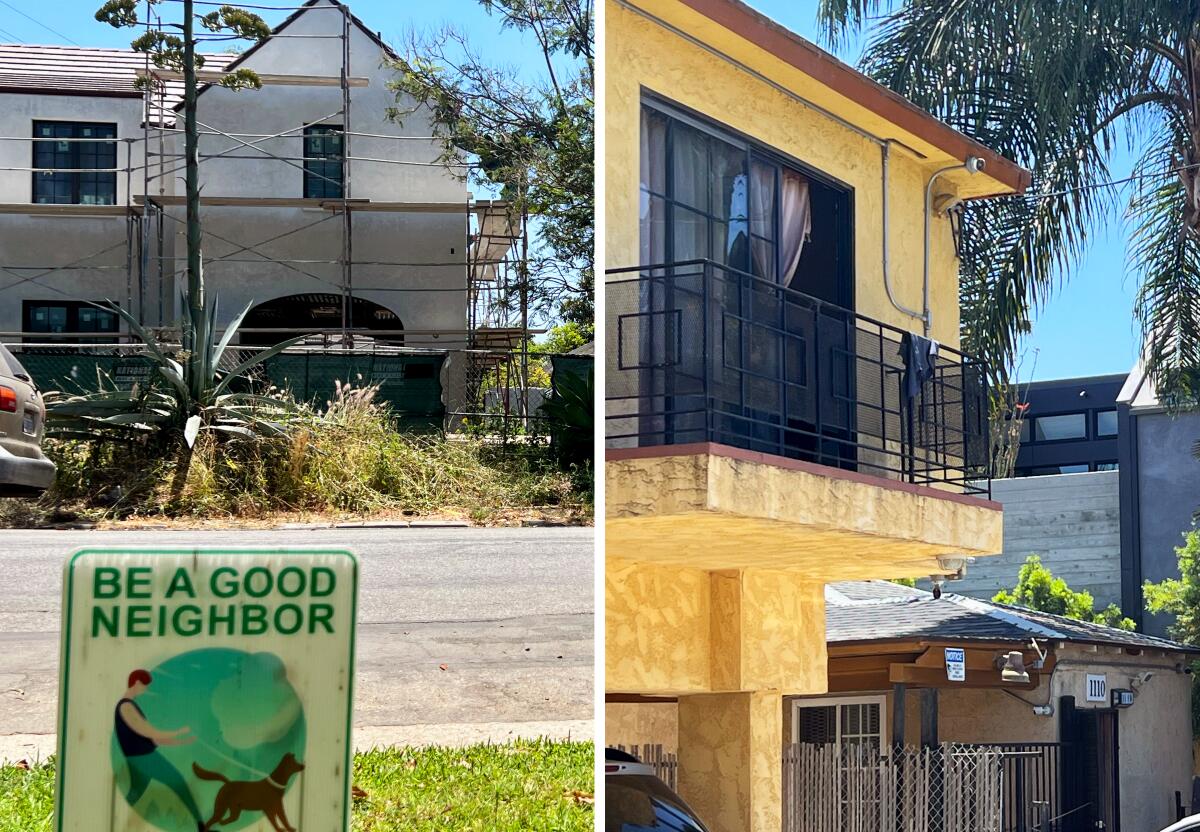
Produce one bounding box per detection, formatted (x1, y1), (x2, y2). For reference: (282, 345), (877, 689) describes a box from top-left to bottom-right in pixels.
(10, 343), (594, 442)
(784, 743), (1005, 832)
(9, 343), (447, 431)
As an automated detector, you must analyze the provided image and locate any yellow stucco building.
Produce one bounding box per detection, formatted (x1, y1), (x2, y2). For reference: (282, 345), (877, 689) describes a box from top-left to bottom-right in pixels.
(603, 0), (1031, 828)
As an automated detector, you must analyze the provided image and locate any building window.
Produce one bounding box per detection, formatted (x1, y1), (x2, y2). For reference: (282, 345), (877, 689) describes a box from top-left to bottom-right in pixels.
(1031, 412), (1087, 442)
(640, 99), (851, 304)
(1018, 463), (1090, 476)
(33, 121), (117, 205)
(1096, 461), (1118, 471)
(23, 301), (119, 343)
(303, 125), (344, 199)
(792, 695), (886, 755)
(1096, 409), (1118, 437)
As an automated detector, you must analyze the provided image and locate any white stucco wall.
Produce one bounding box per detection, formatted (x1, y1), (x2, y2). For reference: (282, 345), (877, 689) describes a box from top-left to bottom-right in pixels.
(0, 0), (469, 344)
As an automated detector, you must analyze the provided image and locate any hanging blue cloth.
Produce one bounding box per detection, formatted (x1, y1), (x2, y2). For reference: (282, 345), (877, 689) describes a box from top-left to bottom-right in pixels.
(901, 332), (938, 400)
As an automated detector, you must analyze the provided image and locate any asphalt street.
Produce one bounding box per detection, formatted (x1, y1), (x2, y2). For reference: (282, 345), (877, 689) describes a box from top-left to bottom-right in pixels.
(0, 527), (594, 760)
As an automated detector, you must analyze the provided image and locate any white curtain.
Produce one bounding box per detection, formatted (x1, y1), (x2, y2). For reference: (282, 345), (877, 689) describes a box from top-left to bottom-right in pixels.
(779, 168), (812, 286)
(750, 162), (775, 278)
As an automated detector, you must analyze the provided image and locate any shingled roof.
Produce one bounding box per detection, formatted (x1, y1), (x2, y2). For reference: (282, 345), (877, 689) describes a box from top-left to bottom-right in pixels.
(0, 44), (234, 102)
(826, 580), (1196, 653)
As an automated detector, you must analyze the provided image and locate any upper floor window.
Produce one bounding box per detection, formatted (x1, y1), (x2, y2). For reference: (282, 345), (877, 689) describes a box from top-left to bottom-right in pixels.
(1095, 409), (1118, 437)
(303, 125), (344, 199)
(23, 300), (119, 343)
(639, 98), (851, 306)
(33, 121), (117, 205)
(1031, 412), (1087, 442)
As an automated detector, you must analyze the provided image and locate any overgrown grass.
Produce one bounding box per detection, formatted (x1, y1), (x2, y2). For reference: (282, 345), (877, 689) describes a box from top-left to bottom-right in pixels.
(4, 385), (592, 525)
(0, 740), (594, 832)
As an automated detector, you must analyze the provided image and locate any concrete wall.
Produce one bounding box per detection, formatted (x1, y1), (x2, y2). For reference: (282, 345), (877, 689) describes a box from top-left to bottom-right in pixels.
(1134, 410), (1200, 637)
(0, 0), (469, 343)
(952, 471), (1122, 608)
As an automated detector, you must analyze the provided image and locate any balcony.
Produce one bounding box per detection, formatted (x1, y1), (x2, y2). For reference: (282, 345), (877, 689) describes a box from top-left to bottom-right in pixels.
(604, 260), (1003, 577)
(606, 259), (992, 495)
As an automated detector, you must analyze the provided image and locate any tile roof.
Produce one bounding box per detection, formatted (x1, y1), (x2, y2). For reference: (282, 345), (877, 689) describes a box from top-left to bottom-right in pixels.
(826, 580), (1196, 653)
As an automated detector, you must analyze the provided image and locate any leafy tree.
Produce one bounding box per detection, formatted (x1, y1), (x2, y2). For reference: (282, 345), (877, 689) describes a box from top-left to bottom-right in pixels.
(531, 321), (592, 356)
(994, 555), (1135, 630)
(816, 0), (1200, 402)
(1144, 529), (1200, 643)
(387, 0), (594, 327)
(1143, 529), (1200, 733)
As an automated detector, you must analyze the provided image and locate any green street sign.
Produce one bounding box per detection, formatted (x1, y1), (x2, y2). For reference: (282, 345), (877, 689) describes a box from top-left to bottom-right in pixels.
(55, 548), (358, 832)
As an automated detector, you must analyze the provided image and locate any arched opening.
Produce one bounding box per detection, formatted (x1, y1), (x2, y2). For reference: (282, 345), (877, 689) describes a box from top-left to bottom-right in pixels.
(239, 294), (404, 346)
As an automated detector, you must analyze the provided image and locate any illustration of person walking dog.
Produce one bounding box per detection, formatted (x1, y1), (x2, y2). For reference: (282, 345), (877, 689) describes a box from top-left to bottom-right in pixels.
(116, 669), (306, 831)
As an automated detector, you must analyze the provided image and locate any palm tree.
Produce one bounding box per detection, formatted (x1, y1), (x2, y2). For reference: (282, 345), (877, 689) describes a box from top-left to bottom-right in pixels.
(817, 0), (1200, 400)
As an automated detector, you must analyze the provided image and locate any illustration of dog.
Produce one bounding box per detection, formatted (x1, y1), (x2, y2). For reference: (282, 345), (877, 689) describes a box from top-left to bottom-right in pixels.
(193, 752), (305, 832)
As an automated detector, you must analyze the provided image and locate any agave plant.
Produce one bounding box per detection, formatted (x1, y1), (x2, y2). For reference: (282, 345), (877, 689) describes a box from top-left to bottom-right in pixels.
(45, 297), (305, 447)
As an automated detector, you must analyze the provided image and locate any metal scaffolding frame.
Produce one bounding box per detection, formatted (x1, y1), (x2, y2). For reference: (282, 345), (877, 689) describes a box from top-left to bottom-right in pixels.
(0, 0), (536, 393)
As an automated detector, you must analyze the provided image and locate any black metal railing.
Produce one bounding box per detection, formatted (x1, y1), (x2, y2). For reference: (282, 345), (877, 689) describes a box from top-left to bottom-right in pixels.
(605, 260), (991, 496)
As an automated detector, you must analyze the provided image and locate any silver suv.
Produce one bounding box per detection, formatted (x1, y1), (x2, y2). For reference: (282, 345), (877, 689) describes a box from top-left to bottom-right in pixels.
(0, 344), (55, 496)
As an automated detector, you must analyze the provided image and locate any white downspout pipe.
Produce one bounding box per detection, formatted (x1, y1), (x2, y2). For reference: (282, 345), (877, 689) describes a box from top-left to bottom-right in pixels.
(923, 156), (986, 336)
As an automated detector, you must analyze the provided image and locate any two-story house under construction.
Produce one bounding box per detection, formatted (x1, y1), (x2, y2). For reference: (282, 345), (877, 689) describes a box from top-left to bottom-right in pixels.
(0, 0), (520, 355)
(603, 0), (1031, 829)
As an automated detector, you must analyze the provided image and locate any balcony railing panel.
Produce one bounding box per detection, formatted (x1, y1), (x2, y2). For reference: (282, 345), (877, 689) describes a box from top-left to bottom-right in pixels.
(606, 260), (991, 496)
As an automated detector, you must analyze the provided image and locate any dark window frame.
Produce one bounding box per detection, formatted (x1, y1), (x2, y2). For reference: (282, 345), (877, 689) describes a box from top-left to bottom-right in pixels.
(303, 124), (344, 199)
(1095, 408), (1118, 438)
(1026, 411), (1090, 445)
(22, 300), (120, 343)
(640, 93), (855, 308)
(32, 120), (118, 205)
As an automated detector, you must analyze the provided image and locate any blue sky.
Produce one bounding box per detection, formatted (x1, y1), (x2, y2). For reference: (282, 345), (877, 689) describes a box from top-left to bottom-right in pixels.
(4, 0), (1141, 376)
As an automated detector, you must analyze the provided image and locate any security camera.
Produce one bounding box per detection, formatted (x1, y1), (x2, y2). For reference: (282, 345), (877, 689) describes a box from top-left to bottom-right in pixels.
(965, 156), (986, 174)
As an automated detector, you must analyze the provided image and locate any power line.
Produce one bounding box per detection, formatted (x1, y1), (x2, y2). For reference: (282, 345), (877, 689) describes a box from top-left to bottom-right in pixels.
(1011, 159), (1200, 203)
(0, 25), (24, 42)
(0, 0), (80, 46)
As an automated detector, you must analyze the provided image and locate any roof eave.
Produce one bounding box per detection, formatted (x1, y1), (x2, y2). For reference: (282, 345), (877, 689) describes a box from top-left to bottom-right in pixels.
(672, 0), (1031, 196)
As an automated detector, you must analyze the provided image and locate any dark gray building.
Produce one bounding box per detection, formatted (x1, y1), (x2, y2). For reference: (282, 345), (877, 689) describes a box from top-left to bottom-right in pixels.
(1013, 374), (1124, 477)
(952, 367), (1200, 637)
(1117, 362), (1200, 635)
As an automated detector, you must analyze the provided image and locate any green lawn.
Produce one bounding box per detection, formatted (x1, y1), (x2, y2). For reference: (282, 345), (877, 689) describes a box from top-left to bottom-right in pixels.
(0, 739), (594, 832)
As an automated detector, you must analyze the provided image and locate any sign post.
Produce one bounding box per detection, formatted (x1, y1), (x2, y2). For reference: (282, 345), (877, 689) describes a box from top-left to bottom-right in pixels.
(54, 547), (358, 832)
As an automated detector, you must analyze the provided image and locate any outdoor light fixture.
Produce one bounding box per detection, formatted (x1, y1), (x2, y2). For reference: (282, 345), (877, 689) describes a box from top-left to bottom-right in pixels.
(935, 555), (972, 581)
(997, 651), (1030, 684)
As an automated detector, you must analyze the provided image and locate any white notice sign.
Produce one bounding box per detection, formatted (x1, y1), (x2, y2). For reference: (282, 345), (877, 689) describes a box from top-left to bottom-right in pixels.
(945, 647), (966, 681)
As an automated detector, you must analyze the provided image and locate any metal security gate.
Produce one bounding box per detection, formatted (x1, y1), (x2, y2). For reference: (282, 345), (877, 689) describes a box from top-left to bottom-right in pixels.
(968, 743), (1065, 832)
(783, 743), (1005, 832)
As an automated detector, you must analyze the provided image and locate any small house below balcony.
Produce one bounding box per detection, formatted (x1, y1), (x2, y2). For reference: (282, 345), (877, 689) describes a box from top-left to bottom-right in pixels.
(605, 260), (1002, 580)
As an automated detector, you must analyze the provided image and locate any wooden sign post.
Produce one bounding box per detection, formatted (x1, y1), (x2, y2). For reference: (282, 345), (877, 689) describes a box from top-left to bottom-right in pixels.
(55, 547), (358, 832)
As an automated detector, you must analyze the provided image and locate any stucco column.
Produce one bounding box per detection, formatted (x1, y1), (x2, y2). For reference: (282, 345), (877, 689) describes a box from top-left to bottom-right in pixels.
(677, 690), (782, 832)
